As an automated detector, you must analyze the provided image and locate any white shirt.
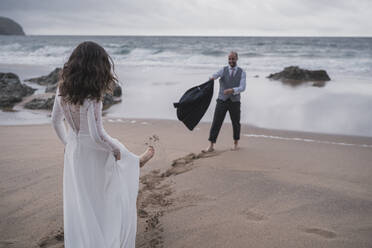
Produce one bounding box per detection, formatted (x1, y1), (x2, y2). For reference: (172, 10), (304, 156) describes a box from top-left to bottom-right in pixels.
(211, 65), (246, 95)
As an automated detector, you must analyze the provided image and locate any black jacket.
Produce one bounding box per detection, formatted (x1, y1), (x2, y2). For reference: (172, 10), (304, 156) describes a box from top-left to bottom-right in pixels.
(173, 79), (214, 130)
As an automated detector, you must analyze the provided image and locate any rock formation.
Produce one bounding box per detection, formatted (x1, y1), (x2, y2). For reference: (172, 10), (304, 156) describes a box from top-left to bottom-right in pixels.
(267, 66), (331, 87)
(0, 73), (35, 108)
(24, 95), (55, 110)
(26, 68), (61, 87)
(25, 68), (123, 110)
(0, 17), (25, 35)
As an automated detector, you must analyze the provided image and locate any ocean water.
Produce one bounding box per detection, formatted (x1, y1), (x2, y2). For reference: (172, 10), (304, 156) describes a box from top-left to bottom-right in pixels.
(1, 35), (372, 136)
(1, 36), (372, 77)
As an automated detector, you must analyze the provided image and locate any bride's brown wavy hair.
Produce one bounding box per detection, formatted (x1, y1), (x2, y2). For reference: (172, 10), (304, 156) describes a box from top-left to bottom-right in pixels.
(58, 41), (118, 105)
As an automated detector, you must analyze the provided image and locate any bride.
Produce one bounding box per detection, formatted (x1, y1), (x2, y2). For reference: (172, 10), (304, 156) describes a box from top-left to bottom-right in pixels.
(51, 41), (154, 248)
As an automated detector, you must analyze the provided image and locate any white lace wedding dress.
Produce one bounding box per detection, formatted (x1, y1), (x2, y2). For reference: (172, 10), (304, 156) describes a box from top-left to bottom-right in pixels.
(51, 88), (140, 248)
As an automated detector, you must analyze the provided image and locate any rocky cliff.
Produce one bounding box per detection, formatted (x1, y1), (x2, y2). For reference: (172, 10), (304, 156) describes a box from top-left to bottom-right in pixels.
(0, 17), (25, 35)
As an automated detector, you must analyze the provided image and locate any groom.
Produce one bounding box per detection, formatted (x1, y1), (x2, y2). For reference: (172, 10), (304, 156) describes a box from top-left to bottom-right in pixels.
(204, 51), (246, 152)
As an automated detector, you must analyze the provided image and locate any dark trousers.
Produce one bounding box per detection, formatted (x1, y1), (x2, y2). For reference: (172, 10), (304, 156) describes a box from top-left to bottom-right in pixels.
(208, 99), (241, 143)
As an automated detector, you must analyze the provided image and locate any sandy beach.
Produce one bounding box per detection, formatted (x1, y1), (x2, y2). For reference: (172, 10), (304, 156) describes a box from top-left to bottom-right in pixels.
(0, 118), (371, 248)
(1, 2), (372, 247)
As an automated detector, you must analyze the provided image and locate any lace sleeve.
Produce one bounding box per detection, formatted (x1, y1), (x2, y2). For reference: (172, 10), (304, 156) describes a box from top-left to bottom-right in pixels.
(87, 100), (120, 153)
(51, 89), (68, 146)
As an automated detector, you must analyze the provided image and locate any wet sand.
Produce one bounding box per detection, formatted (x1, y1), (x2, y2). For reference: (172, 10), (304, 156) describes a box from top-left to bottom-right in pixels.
(0, 119), (371, 248)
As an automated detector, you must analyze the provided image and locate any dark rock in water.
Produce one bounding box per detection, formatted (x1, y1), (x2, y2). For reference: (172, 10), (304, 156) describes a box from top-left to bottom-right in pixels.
(102, 94), (121, 110)
(25, 68), (61, 86)
(113, 83), (122, 97)
(267, 66), (331, 87)
(102, 83), (122, 109)
(45, 83), (57, 93)
(25, 67), (62, 94)
(1, 72), (21, 85)
(24, 95), (55, 110)
(24, 92), (120, 111)
(26, 68), (123, 98)
(0, 17), (25, 35)
(268, 66), (331, 81)
(312, 81), (326, 87)
(0, 95), (24, 109)
(0, 72), (36, 108)
(25, 67), (123, 110)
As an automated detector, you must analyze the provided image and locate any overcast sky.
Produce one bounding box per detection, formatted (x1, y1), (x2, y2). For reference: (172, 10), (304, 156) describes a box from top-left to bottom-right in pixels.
(1, 0), (372, 36)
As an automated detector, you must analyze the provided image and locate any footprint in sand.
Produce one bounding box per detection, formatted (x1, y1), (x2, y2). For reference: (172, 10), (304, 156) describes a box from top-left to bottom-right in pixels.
(37, 228), (64, 247)
(303, 227), (336, 239)
(0, 240), (16, 247)
(142, 213), (164, 248)
(242, 210), (267, 221)
(161, 151), (226, 177)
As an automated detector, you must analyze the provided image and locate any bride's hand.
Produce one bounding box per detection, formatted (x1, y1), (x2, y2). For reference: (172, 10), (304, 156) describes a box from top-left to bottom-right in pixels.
(113, 149), (121, 161)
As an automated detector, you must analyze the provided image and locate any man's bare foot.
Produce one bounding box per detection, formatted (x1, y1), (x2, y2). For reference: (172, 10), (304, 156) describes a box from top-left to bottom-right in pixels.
(140, 146), (155, 167)
(202, 143), (215, 153)
(231, 146), (239, 151)
(231, 141), (239, 151)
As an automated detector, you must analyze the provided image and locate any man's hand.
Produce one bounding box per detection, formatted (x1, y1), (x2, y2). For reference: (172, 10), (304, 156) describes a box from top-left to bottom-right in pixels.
(223, 88), (234, 95)
(209, 77), (215, 81)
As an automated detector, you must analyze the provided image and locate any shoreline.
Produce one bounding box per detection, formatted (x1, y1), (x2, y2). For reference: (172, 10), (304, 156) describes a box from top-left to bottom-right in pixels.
(2, 117), (372, 143)
(2, 62), (372, 137)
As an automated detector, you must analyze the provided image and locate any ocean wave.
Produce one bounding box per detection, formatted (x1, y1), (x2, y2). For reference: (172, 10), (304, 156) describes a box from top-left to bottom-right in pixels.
(0, 42), (22, 51)
(241, 52), (264, 57)
(152, 49), (164, 55)
(117, 48), (131, 55)
(300, 53), (320, 58)
(343, 51), (357, 58)
(282, 42), (306, 46)
(0, 36), (371, 77)
(30, 44), (45, 50)
(201, 50), (226, 56)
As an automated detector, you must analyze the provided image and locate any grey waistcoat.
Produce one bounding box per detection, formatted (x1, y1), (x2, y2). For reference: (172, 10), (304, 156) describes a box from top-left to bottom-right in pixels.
(218, 66), (242, 102)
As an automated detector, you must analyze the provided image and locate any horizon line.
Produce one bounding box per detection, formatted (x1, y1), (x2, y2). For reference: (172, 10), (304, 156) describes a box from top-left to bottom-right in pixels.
(16, 34), (372, 38)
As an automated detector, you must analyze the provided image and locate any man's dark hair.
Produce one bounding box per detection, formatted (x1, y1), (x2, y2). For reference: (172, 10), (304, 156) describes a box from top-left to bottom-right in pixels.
(230, 51), (238, 59)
